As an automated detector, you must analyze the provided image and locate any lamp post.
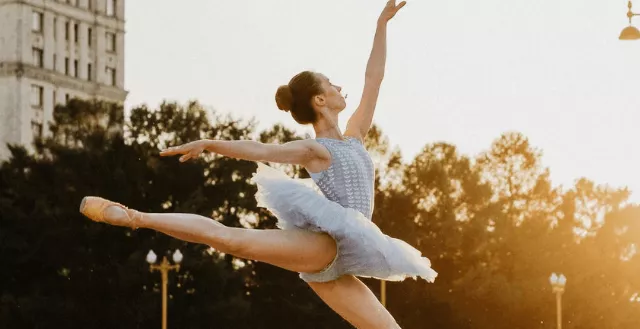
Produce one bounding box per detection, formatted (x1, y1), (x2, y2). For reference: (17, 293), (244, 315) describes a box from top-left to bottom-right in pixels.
(549, 273), (567, 329)
(620, 1), (640, 40)
(147, 249), (183, 329)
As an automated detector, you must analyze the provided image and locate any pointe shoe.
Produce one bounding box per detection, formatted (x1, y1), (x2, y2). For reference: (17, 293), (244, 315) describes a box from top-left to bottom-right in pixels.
(79, 196), (142, 229)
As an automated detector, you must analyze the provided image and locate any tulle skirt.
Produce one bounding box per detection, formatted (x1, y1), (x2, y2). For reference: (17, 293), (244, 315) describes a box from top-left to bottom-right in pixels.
(251, 163), (438, 283)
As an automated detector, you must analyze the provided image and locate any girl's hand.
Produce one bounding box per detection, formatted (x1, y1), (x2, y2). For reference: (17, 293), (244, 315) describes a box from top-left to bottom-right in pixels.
(160, 140), (208, 162)
(378, 0), (406, 24)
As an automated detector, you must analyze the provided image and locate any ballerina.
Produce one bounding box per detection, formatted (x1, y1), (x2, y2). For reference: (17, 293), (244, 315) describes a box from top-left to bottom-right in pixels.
(79, 1), (436, 328)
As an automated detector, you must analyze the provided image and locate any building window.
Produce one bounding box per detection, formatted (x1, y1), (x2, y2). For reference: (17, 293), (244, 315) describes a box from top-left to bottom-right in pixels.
(88, 0), (93, 10)
(87, 63), (93, 81)
(73, 23), (79, 43)
(65, 93), (70, 104)
(106, 67), (116, 86)
(31, 121), (44, 139)
(106, 0), (116, 17)
(65, 21), (70, 41)
(53, 17), (57, 39)
(106, 32), (116, 52)
(53, 54), (57, 71)
(31, 85), (44, 108)
(73, 60), (79, 77)
(32, 11), (43, 32)
(32, 47), (43, 67)
(65, 57), (70, 75)
(88, 27), (93, 46)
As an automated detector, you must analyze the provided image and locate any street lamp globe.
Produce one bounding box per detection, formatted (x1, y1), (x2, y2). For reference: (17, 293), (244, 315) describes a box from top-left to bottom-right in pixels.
(549, 273), (567, 287)
(558, 274), (567, 287)
(620, 25), (640, 40)
(172, 249), (183, 264)
(146, 250), (157, 264)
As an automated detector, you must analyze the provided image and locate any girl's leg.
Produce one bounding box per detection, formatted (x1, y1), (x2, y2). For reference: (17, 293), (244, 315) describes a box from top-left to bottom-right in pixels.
(82, 199), (397, 328)
(308, 276), (400, 329)
(91, 201), (337, 273)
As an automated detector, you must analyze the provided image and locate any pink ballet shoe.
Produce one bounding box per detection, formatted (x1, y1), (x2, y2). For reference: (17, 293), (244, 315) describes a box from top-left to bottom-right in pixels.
(79, 196), (142, 229)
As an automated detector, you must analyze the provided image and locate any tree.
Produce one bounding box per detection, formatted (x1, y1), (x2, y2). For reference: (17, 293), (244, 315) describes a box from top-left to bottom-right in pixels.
(2, 99), (638, 328)
(0, 100), (254, 328)
(376, 141), (490, 328)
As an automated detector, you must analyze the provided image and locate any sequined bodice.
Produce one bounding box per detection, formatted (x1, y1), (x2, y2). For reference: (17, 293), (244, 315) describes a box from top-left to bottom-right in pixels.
(309, 137), (375, 219)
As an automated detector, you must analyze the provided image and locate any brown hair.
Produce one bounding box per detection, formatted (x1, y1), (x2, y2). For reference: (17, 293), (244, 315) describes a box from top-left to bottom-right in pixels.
(275, 71), (323, 125)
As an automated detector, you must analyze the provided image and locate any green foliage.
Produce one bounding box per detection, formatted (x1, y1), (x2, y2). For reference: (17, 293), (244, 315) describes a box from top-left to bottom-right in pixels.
(1, 100), (638, 328)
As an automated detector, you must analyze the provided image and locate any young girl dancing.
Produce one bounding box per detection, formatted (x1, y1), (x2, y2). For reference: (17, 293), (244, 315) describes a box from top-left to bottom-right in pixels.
(80, 2), (436, 328)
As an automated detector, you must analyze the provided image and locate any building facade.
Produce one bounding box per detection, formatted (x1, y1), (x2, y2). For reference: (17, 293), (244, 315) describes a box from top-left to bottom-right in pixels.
(0, 0), (127, 159)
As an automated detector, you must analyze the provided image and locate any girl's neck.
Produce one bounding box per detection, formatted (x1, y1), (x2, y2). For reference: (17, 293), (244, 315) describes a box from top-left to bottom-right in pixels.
(313, 109), (344, 140)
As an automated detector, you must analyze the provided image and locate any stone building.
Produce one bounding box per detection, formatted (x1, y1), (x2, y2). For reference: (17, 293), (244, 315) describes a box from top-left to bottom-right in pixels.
(0, 0), (126, 159)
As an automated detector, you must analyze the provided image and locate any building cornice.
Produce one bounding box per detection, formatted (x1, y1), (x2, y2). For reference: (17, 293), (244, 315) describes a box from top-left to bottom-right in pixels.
(0, 61), (128, 102)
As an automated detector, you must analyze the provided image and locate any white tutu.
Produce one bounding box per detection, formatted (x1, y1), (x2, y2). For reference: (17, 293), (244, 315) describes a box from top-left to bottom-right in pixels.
(251, 163), (438, 283)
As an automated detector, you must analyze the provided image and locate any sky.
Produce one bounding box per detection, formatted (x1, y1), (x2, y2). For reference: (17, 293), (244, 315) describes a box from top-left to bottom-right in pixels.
(123, 0), (640, 202)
